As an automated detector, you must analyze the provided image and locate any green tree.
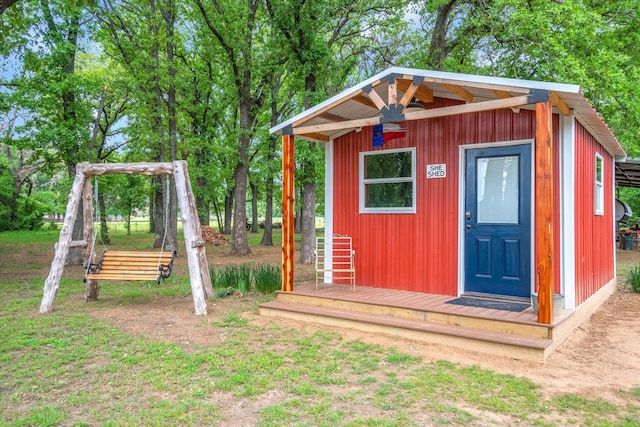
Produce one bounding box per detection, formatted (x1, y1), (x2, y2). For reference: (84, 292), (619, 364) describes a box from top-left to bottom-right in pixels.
(1, 0), (100, 261)
(266, 0), (407, 263)
(191, 0), (280, 256)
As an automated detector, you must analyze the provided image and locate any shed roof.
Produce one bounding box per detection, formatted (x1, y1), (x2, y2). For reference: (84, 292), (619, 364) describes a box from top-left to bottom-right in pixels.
(271, 67), (626, 160)
(616, 158), (640, 188)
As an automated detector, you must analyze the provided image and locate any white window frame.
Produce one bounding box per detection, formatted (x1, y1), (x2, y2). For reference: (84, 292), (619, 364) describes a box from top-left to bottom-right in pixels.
(594, 152), (604, 216)
(359, 147), (416, 214)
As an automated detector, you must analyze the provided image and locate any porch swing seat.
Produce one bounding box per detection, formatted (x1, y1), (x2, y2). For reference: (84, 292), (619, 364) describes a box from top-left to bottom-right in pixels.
(84, 250), (176, 283)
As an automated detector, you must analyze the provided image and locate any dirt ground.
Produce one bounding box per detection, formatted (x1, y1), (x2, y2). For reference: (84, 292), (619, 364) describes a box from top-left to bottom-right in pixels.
(7, 241), (640, 406)
(84, 245), (640, 407)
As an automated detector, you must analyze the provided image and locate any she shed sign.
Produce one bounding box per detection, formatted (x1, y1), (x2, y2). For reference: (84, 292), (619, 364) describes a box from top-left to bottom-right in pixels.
(427, 163), (446, 178)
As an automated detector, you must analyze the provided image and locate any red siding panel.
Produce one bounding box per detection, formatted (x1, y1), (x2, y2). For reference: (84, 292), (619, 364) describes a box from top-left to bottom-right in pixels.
(332, 99), (564, 296)
(573, 122), (615, 305)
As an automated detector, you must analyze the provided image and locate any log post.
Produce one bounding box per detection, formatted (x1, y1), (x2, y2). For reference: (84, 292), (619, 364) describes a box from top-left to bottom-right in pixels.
(40, 163), (88, 313)
(535, 100), (554, 324)
(281, 135), (295, 292)
(174, 160), (212, 298)
(173, 160), (209, 315)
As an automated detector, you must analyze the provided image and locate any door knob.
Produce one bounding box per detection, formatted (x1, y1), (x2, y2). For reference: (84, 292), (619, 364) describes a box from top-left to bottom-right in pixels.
(465, 211), (472, 220)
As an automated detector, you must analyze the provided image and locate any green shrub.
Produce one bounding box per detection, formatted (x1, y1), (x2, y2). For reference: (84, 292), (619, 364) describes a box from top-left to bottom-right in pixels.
(627, 265), (640, 293)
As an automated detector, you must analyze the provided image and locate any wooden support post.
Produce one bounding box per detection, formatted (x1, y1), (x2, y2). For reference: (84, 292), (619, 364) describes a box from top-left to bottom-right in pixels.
(173, 160), (211, 315)
(282, 135), (295, 292)
(535, 100), (554, 324)
(40, 164), (87, 313)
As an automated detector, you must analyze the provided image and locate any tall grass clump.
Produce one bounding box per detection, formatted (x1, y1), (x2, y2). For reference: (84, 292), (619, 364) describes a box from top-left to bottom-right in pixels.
(252, 264), (281, 294)
(210, 264), (251, 295)
(209, 263), (280, 296)
(626, 264), (640, 293)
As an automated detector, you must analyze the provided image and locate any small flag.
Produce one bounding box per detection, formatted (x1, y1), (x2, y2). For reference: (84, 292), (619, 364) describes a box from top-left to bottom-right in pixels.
(372, 123), (406, 149)
(373, 124), (384, 148)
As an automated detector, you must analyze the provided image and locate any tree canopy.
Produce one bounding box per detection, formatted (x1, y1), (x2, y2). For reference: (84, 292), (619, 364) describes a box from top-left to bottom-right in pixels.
(1, 0), (639, 238)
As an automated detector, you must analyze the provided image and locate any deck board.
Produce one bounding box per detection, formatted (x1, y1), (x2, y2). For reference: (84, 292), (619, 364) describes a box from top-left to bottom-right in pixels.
(292, 282), (566, 326)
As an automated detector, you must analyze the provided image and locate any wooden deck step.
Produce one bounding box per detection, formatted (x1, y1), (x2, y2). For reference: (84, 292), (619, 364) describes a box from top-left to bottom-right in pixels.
(275, 290), (553, 340)
(259, 300), (554, 362)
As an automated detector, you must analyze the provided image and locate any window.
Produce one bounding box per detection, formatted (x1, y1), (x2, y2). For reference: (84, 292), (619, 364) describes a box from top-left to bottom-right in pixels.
(594, 153), (604, 215)
(476, 155), (519, 224)
(360, 148), (416, 213)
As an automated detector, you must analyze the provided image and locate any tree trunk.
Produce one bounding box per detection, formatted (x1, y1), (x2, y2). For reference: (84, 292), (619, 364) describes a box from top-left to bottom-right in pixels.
(213, 198), (223, 233)
(294, 188), (301, 233)
(230, 149), (251, 255)
(250, 181), (258, 233)
(260, 80), (282, 246)
(299, 179), (316, 264)
(297, 73), (320, 264)
(167, 176), (178, 252)
(260, 176), (274, 246)
(66, 161), (84, 266)
(195, 172), (210, 226)
(148, 190), (155, 233)
(60, 12), (83, 266)
(223, 191), (233, 234)
(426, 1), (457, 70)
(153, 177), (164, 248)
(98, 191), (109, 244)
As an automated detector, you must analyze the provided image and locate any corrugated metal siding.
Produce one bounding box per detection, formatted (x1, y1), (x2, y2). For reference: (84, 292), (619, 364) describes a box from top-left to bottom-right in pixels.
(573, 122), (615, 305)
(333, 99), (563, 295)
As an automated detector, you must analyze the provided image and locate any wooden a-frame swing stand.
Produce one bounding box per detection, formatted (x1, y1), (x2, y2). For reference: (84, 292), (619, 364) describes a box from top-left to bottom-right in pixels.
(40, 161), (213, 316)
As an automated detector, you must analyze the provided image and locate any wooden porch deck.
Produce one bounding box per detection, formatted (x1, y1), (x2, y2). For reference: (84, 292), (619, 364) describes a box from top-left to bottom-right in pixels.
(259, 282), (575, 363)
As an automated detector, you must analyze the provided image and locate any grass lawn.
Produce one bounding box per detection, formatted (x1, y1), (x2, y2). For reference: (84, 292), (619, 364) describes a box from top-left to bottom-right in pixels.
(1, 228), (639, 426)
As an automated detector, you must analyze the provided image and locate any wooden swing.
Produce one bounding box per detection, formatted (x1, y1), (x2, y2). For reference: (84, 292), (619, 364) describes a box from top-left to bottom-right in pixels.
(83, 173), (176, 284)
(40, 161), (213, 315)
(84, 250), (176, 283)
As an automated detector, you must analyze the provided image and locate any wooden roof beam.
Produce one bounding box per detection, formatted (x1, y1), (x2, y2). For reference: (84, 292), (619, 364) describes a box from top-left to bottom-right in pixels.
(291, 93), (534, 135)
(363, 86), (388, 111)
(317, 111), (347, 122)
(397, 78), (433, 104)
(388, 79), (398, 107)
(550, 91), (571, 116)
(397, 77), (422, 107)
(351, 93), (378, 109)
(299, 132), (330, 142)
(443, 83), (474, 102)
(492, 89), (512, 99)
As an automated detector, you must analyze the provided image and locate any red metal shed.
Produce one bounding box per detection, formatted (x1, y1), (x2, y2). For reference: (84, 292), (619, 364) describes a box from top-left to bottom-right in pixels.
(266, 68), (625, 361)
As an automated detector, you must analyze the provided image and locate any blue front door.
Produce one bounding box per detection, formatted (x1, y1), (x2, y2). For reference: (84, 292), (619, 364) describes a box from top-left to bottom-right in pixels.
(464, 144), (531, 298)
